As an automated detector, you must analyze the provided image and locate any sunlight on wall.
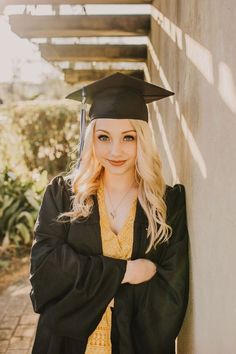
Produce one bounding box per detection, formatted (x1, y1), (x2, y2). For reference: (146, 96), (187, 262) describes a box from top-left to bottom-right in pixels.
(152, 7), (214, 85)
(144, 65), (179, 184)
(185, 34), (214, 85)
(147, 40), (207, 179)
(152, 7), (183, 50)
(147, 38), (175, 97)
(174, 101), (207, 179)
(152, 7), (236, 117)
(218, 61), (236, 114)
(154, 104), (180, 183)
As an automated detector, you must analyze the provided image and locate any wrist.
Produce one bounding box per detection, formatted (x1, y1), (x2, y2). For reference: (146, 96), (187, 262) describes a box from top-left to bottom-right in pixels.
(125, 260), (133, 283)
(121, 260), (132, 284)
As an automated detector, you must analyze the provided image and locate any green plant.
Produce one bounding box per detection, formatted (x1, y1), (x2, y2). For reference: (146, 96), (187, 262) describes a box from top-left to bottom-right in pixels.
(0, 107), (28, 174)
(10, 101), (80, 178)
(0, 168), (48, 247)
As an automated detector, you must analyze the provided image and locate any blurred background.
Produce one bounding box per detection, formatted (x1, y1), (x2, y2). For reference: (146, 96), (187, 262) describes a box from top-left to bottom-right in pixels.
(0, 1), (236, 353)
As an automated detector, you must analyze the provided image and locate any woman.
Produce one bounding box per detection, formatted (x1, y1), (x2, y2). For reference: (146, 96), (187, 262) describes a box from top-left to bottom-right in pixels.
(29, 73), (189, 354)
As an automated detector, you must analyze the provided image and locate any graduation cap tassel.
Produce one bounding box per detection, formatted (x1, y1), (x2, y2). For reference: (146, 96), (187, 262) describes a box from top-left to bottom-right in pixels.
(77, 90), (87, 168)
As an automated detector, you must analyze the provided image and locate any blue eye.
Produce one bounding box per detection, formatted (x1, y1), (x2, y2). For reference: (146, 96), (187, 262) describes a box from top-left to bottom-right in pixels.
(98, 135), (109, 141)
(124, 135), (135, 141)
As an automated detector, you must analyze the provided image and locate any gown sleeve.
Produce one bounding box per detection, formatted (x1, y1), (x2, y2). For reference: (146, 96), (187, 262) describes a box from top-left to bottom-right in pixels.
(132, 184), (189, 353)
(29, 175), (127, 339)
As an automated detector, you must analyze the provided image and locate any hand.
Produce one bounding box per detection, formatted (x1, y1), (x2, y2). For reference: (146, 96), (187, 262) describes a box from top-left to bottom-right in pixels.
(121, 259), (157, 285)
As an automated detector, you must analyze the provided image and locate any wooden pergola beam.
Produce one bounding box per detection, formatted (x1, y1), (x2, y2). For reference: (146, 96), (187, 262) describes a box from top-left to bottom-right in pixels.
(9, 14), (150, 38)
(63, 68), (144, 84)
(39, 44), (147, 62)
(2, 0), (152, 5)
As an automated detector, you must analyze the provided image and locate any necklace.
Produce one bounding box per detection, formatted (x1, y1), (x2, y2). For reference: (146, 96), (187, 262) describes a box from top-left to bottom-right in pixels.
(104, 180), (136, 219)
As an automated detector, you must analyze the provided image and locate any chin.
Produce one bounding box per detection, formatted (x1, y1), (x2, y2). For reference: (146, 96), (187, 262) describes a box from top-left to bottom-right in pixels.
(104, 161), (135, 174)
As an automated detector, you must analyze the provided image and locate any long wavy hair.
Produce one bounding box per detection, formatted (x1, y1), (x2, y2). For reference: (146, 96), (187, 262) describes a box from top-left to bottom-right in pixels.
(59, 118), (172, 254)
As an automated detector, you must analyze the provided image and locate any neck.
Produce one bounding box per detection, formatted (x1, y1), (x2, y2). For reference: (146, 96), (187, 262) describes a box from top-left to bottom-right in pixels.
(101, 169), (138, 192)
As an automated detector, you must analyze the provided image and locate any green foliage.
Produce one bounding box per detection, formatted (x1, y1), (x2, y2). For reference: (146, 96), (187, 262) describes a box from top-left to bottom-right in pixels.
(11, 101), (80, 177)
(0, 100), (81, 178)
(0, 168), (48, 247)
(0, 107), (28, 175)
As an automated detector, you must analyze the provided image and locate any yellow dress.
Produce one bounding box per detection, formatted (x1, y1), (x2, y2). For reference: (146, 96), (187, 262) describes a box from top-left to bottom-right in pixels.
(85, 181), (137, 354)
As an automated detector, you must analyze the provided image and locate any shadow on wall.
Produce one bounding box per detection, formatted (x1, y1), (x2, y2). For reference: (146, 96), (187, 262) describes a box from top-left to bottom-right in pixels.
(146, 4), (236, 184)
(146, 1), (236, 354)
(151, 5), (236, 114)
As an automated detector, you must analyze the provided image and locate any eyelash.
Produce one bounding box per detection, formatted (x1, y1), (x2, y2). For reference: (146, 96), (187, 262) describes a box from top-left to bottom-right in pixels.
(97, 135), (135, 142)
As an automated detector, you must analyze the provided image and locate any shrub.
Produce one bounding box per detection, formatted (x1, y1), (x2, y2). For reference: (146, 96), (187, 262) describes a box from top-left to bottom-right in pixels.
(0, 107), (28, 175)
(0, 167), (48, 247)
(1, 100), (81, 178)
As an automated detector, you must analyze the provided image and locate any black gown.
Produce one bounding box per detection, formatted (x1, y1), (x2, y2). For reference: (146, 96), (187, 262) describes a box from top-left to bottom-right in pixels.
(29, 175), (189, 354)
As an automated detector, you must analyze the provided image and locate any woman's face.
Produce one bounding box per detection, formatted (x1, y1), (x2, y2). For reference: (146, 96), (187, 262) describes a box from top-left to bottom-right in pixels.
(93, 118), (137, 175)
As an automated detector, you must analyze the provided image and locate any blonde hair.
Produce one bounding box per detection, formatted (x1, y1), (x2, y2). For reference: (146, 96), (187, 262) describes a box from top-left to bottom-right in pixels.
(60, 118), (172, 254)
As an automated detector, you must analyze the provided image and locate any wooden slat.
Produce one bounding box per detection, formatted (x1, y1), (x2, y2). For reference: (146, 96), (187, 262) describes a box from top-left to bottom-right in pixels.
(2, 0), (152, 5)
(39, 43), (147, 62)
(63, 68), (144, 84)
(9, 14), (150, 38)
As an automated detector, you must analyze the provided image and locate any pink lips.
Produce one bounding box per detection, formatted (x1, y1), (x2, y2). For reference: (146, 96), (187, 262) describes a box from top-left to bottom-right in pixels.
(108, 160), (126, 166)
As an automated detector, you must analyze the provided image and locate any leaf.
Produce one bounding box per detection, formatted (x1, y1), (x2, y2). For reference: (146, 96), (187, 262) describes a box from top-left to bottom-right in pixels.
(0, 196), (15, 218)
(15, 223), (31, 244)
(12, 234), (21, 248)
(2, 232), (10, 248)
(6, 211), (19, 231)
(16, 211), (35, 229)
(25, 194), (40, 210)
(2, 200), (21, 225)
(33, 170), (48, 193)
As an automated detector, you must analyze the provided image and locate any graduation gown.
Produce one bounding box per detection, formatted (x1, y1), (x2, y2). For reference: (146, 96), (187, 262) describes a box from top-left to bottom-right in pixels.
(29, 175), (189, 354)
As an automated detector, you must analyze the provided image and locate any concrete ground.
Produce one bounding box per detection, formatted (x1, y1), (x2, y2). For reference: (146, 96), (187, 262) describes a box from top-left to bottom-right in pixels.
(0, 277), (39, 354)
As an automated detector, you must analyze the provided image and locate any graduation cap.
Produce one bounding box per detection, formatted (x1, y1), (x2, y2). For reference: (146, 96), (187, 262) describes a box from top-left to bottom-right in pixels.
(65, 72), (174, 165)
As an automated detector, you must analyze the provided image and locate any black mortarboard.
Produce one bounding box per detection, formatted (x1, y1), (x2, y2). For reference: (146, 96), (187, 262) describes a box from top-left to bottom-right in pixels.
(65, 72), (174, 166)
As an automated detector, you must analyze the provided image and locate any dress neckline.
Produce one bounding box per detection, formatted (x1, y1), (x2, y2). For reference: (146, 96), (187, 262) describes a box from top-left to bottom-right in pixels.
(97, 180), (137, 238)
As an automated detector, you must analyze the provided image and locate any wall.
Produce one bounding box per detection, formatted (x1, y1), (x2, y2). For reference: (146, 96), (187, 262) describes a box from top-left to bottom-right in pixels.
(147, 1), (236, 353)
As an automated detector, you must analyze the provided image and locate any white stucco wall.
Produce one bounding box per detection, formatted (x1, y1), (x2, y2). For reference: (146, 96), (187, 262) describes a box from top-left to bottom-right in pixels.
(147, 1), (236, 353)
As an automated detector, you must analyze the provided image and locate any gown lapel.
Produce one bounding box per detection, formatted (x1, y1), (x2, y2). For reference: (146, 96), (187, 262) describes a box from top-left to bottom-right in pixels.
(67, 193), (148, 354)
(68, 194), (148, 259)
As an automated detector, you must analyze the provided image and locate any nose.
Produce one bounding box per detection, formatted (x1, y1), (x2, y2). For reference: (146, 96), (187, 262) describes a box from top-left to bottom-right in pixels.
(110, 140), (123, 157)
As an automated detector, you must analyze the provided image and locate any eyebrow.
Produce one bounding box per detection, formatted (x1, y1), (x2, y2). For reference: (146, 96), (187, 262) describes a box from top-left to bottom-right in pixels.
(96, 129), (136, 134)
